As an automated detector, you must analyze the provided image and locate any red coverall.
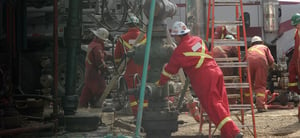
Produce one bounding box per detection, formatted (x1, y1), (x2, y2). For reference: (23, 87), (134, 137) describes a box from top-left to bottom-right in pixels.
(79, 38), (107, 107)
(244, 44), (274, 109)
(212, 46), (238, 76)
(214, 26), (229, 39)
(288, 29), (300, 94)
(114, 27), (148, 117)
(158, 34), (240, 138)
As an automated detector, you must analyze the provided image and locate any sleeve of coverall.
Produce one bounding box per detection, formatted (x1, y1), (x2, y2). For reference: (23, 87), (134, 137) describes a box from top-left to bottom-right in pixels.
(214, 26), (225, 39)
(289, 31), (299, 68)
(265, 47), (274, 66)
(93, 45), (106, 71)
(230, 47), (238, 57)
(159, 51), (181, 85)
(114, 38), (125, 63)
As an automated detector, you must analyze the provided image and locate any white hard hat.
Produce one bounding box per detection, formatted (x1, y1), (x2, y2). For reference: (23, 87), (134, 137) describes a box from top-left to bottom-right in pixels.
(90, 28), (109, 41)
(225, 34), (235, 40)
(251, 36), (263, 44)
(171, 21), (190, 35)
(125, 16), (139, 24)
(225, 25), (237, 35)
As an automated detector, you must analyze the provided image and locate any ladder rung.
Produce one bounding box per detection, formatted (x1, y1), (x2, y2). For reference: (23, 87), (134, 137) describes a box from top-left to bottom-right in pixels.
(225, 82), (249, 88)
(214, 57), (239, 62)
(214, 0), (240, 3)
(223, 76), (240, 81)
(212, 21), (243, 26)
(227, 94), (240, 99)
(217, 62), (248, 68)
(214, 39), (245, 46)
(213, 0), (250, 6)
(214, 0), (255, 5)
(214, 2), (240, 6)
(229, 104), (252, 110)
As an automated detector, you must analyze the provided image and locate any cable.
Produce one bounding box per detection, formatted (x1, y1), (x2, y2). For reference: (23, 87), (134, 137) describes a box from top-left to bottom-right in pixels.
(124, 0), (147, 26)
(100, 0), (128, 31)
(124, 0), (147, 33)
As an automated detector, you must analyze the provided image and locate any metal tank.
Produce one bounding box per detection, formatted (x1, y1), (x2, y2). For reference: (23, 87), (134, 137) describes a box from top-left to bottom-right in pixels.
(262, 0), (281, 44)
(263, 0), (280, 33)
(186, 0), (207, 38)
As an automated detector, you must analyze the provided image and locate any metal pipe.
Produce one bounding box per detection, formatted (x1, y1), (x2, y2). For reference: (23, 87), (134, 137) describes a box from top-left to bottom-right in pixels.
(0, 123), (54, 136)
(176, 79), (190, 109)
(63, 0), (82, 115)
(13, 94), (54, 102)
(53, 0), (59, 118)
(135, 0), (156, 137)
(65, 0), (81, 96)
(27, 6), (94, 13)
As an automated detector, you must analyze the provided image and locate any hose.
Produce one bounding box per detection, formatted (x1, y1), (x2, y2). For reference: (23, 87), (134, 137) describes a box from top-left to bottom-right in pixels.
(134, 0), (156, 137)
(176, 78), (190, 109)
(100, 0), (128, 31)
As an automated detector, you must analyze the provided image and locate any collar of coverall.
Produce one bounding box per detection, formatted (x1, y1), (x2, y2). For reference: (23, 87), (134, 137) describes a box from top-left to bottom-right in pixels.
(177, 34), (192, 46)
(93, 37), (105, 45)
(127, 27), (140, 33)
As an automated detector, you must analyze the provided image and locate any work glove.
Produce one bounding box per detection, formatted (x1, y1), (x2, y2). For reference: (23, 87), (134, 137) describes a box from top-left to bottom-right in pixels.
(97, 61), (108, 76)
(155, 80), (160, 87)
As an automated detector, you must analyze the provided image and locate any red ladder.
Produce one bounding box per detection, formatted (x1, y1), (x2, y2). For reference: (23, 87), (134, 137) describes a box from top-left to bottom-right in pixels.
(199, 0), (257, 137)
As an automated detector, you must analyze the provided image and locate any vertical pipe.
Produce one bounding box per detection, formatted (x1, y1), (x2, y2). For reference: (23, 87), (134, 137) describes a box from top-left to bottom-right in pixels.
(206, 0), (212, 41)
(63, 0), (82, 115)
(135, 0), (156, 137)
(16, 0), (27, 50)
(53, 0), (59, 118)
(6, 1), (12, 85)
(65, 1), (81, 95)
(6, 3), (11, 58)
(12, 3), (16, 59)
(0, 3), (2, 36)
(194, 0), (206, 38)
(12, 1), (19, 88)
(16, 0), (26, 90)
(200, 0), (207, 39)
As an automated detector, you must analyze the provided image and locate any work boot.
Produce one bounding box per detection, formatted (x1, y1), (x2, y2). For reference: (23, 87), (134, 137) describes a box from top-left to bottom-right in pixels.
(257, 105), (268, 113)
(257, 108), (267, 113)
(186, 101), (201, 122)
(235, 132), (243, 138)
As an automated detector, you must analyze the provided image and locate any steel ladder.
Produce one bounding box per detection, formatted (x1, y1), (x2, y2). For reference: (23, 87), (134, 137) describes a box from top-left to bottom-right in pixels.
(199, 0), (257, 137)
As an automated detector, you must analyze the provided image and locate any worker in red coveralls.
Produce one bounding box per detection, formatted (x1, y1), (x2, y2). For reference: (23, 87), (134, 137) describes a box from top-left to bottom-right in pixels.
(214, 25), (237, 39)
(212, 34), (238, 76)
(244, 36), (275, 112)
(157, 21), (242, 138)
(114, 15), (148, 117)
(79, 28), (109, 108)
(288, 13), (300, 95)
